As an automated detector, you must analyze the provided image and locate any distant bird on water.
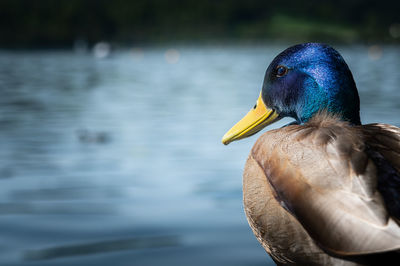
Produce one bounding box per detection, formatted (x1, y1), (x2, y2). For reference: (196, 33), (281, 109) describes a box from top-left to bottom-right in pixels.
(222, 43), (400, 265)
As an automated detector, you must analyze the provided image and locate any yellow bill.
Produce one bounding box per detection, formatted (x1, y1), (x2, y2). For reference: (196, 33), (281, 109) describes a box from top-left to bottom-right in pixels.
(222, 93), (280, 145)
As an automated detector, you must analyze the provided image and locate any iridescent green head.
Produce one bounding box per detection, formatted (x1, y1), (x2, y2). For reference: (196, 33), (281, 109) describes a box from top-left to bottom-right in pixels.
(223, 43), (361, 145)
(262, 42), (361, 125)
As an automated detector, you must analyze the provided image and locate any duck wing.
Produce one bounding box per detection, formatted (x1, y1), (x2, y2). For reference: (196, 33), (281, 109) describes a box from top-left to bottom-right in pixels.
(250, 116), (400, 257)
(362, 123), (400, 221)
(362, 123), (400, 173)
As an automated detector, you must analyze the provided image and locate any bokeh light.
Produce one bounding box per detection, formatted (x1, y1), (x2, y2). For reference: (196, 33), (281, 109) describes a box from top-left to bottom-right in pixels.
(165, 49), (180, 64)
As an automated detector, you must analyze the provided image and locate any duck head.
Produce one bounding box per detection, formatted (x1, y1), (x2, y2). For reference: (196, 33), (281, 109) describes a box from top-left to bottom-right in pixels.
(222, 43), (361, 145)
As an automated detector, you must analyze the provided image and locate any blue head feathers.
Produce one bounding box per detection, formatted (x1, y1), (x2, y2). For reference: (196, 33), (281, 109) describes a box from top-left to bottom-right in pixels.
(262, 43), (361, 125)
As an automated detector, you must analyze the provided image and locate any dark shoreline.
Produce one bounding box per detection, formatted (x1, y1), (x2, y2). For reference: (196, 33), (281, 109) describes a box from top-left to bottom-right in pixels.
(1, 0), (399, 49)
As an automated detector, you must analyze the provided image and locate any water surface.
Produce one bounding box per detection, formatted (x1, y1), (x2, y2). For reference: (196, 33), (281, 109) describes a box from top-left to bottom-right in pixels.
(0, 44), (399, 265)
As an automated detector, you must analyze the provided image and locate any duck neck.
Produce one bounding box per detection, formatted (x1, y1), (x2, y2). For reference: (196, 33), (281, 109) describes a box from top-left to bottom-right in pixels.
(297, 99), (361, 125)
(297, 70), (361, 125)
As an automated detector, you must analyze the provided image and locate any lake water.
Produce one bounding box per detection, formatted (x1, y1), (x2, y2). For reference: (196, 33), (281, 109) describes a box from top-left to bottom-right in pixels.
(0, 44), (399, 266)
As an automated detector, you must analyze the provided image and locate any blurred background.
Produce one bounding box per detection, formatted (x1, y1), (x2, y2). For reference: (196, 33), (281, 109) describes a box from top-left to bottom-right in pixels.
(0, 1), (400, 265)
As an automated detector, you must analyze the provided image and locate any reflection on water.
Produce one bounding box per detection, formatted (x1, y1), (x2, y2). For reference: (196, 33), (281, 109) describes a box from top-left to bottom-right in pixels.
(0, 44), (399, 265)
(24, 236), (180, 261)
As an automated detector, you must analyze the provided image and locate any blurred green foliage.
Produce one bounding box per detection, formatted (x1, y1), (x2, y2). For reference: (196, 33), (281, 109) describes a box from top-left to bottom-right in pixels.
(0, 0), (399, 48)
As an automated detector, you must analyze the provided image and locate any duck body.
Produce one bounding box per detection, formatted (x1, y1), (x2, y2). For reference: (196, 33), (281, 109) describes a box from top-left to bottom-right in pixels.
(222, 43), (400, 265)
(244, 115), (400, 265)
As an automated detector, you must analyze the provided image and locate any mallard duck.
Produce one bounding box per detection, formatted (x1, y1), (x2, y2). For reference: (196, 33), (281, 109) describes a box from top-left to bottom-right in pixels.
(222, 43), (400, 265)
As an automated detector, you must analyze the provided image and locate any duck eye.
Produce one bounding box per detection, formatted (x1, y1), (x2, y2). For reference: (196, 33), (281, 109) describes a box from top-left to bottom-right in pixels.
(276, 65), (288, 77)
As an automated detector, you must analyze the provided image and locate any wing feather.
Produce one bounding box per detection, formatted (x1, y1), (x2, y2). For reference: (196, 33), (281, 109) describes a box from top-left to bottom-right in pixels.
(250, 117), (400, 256)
